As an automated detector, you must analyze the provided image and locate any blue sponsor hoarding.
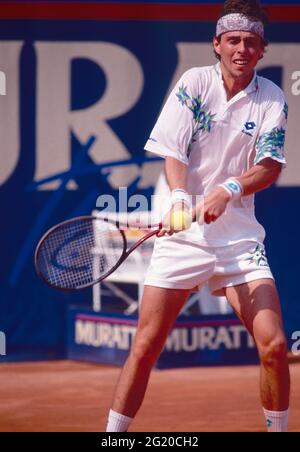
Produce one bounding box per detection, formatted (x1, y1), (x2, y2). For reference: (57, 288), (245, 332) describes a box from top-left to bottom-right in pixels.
(67, 308), (259, 368)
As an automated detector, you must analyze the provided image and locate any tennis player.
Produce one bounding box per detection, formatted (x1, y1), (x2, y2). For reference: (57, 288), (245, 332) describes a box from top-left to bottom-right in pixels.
(106, 0), (290, 432)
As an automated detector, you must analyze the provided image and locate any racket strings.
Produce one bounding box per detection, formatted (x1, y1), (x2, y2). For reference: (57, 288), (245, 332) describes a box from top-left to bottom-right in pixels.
(37, 219), (124, 289)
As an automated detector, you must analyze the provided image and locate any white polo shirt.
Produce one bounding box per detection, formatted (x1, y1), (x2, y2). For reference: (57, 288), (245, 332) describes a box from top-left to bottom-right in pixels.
(145, 63), (287, 246)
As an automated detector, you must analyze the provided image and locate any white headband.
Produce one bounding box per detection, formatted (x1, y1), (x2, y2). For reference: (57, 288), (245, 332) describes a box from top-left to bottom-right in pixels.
(216, 13), (264, 39)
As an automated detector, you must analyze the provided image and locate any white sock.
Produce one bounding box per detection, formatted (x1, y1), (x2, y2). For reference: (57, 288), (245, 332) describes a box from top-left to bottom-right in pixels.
(263, 408), (289, 432)
(106, 409), (133, 432)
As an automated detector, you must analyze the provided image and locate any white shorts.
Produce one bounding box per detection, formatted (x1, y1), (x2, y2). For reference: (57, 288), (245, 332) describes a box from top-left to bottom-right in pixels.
(144, 231), (274, 296)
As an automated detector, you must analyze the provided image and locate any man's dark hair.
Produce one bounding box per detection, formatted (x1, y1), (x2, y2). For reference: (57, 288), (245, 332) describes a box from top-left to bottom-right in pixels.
(214, 0), (269, 61)
(221, 0), (268, 26)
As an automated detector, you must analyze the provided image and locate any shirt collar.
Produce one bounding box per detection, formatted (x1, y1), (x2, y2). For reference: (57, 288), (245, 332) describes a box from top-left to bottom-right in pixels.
(214, 62), (258, 95)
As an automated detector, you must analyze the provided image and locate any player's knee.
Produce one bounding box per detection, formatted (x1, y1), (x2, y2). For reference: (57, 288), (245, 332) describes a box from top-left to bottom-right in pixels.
(130, 337), (160, 367)
(258, 335), (287, 366)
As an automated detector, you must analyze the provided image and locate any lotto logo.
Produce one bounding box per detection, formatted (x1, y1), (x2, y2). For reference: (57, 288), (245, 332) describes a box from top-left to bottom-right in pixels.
(242, 121), (256, 137)
(228, 182), (239, 192)
(244, 122), (256, 131)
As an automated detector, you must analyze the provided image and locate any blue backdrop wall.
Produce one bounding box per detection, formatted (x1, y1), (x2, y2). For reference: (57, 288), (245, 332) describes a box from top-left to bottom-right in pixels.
(0, 1), (300, 360)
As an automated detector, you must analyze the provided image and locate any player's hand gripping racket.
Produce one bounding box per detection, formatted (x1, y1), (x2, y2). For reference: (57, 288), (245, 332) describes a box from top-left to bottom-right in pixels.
(34, 216), (161, 291)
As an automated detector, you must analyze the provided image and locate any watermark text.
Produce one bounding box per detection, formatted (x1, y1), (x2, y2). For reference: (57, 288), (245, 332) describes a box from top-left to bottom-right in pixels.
(95, 187), (204, 231)
(291, 331), (300, 356)
(0, 70), (6, 96)
(291, 71), (300, 96)
(0, 331), (6, 356)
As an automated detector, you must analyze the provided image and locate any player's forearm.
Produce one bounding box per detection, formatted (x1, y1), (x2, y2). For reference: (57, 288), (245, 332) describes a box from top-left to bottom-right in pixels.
(164, 156), (188, 191)
(235, 159), (282, 197)
(158, 157), (190, 237)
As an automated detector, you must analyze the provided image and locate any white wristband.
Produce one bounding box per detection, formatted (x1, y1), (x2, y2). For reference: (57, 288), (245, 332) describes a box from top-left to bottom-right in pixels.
(219, 178), (243, 201)
(171, 189), (191, 209)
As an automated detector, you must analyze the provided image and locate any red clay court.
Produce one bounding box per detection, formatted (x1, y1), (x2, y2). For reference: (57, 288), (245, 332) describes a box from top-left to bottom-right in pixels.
(0, 360), (299, 432)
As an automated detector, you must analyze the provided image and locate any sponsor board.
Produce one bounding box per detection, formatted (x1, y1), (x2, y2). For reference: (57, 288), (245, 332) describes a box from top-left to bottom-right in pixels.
(68, 308), (258, 368)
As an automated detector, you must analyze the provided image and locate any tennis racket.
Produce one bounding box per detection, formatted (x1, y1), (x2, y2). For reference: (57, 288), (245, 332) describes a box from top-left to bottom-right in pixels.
(34, 216), (161, 291)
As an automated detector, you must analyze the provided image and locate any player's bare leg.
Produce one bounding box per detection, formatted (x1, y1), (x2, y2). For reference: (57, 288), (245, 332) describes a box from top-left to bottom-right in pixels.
(107, 286), (190, 429)
(224, 278), (290, 430)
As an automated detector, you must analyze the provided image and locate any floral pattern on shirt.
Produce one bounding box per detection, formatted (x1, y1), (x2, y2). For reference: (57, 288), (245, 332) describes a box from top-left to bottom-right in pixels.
(176, 84), (190, 106)
(176, 84), (215, 133)
(176, 84), (215, 158)
(254, 127), (285, 164)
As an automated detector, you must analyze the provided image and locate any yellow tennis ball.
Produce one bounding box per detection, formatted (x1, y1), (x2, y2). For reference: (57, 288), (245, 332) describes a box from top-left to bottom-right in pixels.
(170, 210), (192, 231)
